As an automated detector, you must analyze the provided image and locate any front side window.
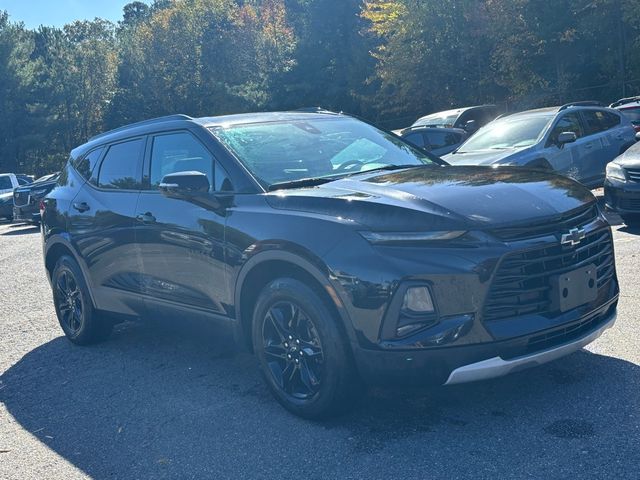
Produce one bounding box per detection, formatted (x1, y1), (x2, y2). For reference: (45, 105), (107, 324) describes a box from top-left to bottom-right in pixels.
(550, 113), (583, 143)
(459, 115), (552, 151)
(97, 139), (144, 190)
(211, 117), (435, 188)
(0, 177), (12, 189)
(150, 132), (214, 190)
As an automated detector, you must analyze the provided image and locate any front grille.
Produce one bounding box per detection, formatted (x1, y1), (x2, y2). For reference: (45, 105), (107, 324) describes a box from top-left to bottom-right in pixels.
(489, 204), (598, 242)
(13, 190), (30, 207)
(626, 167), (640, 182)
(483, 229), (614, 322)
(619, 196), (640, 210)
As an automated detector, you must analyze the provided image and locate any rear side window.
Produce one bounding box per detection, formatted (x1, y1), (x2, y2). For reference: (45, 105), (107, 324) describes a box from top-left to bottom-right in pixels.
(149, 132), (214, 190)
(74, 147), (104, 180)
(550, 113), (583, 142)
(403, 133), (426, 148)
(582, 110), (617, 135)
(600, 111), (621, 129)
(97, 139), (144, 190)
(425, 130), (461, 149)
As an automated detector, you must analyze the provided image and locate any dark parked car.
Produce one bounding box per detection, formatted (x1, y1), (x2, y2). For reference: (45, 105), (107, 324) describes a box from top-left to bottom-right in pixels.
(0, 192), (13, 221)
(604, 136), (640, 225)
(412, 105), (500, 134)
(13, 172), (60, 225)
(393, 126), (467, 156)
(42, 111), (618, 418)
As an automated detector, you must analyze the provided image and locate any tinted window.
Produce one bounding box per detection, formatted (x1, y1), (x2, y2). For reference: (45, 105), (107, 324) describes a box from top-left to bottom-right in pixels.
(403, 133), (426, 148)
(582, 111), (609, 135)
(425, 130), (461, 149)
(150, 132), (213, 190)
(17, 178), (29, 185)
(550, 113), (583, 142)
(97, 139), (144, 190)
(600, 111), (621, 129)
(0, 177), (12, 189)
(74, 147), (104, 180)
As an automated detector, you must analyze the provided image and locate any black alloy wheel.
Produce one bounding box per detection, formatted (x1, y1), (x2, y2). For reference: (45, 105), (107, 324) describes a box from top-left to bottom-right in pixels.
(262, 301), (325, 399)
(52, 255), (113, 345)
(252, 277), (362, 419)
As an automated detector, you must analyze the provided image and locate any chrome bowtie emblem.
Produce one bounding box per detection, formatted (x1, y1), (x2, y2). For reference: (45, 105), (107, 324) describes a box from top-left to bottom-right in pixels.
(561, 228), (586, 246)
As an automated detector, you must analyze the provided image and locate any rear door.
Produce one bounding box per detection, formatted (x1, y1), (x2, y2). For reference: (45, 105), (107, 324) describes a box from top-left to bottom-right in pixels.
(67, 138), (146, 317)
(579, 109), (618, 185)
(135, 130), (230, 317)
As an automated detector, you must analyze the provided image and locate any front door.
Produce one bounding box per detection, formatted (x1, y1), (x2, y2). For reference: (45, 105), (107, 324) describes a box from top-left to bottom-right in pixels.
(545, 111), (588, 181)
(135, 130), (229, 317)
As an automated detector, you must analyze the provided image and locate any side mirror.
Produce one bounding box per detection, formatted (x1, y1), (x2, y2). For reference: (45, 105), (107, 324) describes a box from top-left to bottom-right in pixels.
(159, 171), (210, 198)
(557, 131), (577, 146)
(635, 131), (640, 142)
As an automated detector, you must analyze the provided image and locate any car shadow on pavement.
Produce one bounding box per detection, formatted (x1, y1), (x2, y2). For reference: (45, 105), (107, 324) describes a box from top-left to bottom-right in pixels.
(0, 225), (40, 236)
(1, 320), (639, 478)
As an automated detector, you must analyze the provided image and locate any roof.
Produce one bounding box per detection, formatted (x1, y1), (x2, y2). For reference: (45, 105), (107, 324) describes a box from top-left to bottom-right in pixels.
(415, 104), (497, 121)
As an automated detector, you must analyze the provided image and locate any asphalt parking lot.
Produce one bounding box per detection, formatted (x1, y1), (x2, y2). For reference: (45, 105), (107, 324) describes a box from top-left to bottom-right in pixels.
(1, 211), (639, 480)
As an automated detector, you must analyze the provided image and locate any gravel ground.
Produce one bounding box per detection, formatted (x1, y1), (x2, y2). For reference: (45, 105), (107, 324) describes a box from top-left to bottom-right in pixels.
(0, 212), (639, 480)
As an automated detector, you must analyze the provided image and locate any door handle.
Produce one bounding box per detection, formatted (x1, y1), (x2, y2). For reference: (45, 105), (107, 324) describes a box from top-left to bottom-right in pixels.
(72, 202), (90, 213)
(136, 212), (156, 224)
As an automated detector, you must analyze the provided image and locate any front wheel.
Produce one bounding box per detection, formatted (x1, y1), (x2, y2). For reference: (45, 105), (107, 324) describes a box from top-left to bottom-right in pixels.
(52, 255), (113, 345)
(252, 278), (362, 418)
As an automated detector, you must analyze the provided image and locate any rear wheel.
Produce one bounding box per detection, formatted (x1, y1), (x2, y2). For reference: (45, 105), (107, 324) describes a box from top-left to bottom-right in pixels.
(52, 255), (113, 345)
(252, 278), (361, 418)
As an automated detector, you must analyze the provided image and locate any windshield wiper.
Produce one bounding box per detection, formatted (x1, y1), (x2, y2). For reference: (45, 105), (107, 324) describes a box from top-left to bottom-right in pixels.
(267, 176), (337, 191)
(345, 164), (425, 177)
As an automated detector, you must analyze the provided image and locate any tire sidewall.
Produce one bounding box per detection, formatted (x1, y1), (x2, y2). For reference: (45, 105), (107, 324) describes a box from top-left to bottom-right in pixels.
(52, 255), (97, 343)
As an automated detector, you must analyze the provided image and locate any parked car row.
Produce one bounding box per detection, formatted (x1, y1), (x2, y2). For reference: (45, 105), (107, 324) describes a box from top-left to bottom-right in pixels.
(0, 172), (60, 224)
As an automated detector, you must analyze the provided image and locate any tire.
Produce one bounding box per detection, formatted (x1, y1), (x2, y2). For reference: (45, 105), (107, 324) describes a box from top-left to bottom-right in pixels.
(621, 214), (640, 226)
(52, 255), (113, 345)
(252, 278), (362, 419)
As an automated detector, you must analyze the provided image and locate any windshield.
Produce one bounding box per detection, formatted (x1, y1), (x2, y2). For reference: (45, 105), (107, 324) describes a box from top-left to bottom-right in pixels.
(413, 113), (459, 128)
(210, 117), (436, 188)
(457, 115), (552, 152)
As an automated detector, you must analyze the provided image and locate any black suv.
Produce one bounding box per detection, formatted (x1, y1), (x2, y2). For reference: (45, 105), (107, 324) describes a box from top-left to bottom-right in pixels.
(42, 111), (618, 418)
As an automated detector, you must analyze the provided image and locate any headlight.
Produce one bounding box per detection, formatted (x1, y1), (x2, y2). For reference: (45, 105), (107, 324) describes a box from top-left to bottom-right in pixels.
(359, 230), (466, 244)
(606, 163), (627, 181)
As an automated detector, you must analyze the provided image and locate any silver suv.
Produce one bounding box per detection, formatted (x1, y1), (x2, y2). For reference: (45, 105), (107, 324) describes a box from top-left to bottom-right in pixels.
(444, 102), (637, 187)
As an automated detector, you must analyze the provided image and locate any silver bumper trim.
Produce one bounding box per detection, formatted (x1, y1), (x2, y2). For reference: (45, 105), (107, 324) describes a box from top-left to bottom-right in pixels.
(445, 312), (617, 385)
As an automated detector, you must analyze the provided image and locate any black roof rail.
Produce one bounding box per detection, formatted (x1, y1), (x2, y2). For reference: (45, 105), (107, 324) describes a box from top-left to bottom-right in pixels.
(89, 114), (193, 142)
(558, 101), (604, 111)
(610, 96), (640, 108)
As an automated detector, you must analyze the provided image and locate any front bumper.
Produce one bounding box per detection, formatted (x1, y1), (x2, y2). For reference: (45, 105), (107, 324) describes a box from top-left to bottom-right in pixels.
(604, 178), (640, 213)
(445, 309), (616, 385)
(353, 300), (617, 386)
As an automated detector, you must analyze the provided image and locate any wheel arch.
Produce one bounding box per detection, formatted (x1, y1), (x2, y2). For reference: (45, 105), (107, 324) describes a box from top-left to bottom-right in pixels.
(44, 236), (97, 308)
(234, 250), (355, 352)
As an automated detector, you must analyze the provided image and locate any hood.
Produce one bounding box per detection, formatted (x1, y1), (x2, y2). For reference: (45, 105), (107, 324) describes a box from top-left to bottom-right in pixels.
(443, 148), (529, 166)
(266, 166), (594, 231)
(613, 142), (640, 168)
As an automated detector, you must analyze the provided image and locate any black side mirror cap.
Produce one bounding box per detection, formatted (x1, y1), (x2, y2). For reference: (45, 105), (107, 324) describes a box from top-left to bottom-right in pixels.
(159, 171), (210, 198)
